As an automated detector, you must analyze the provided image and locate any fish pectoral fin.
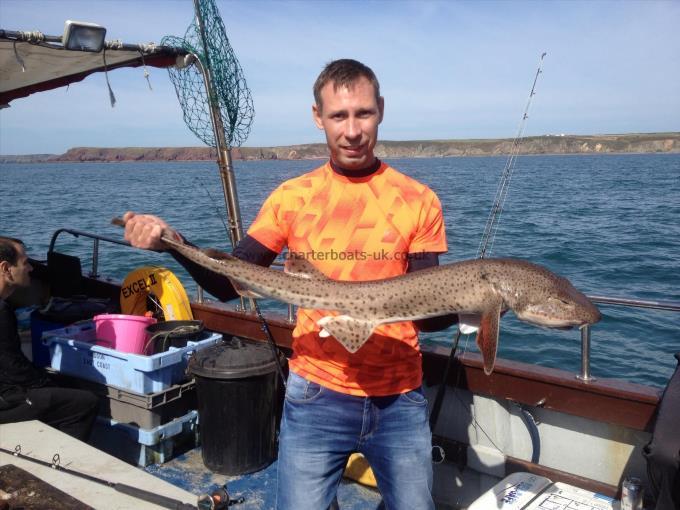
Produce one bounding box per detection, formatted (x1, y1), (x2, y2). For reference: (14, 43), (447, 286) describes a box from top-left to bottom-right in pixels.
(317, 315), (376, 353)
(476, 298), (503, 376)
(284, 254), (327, 280)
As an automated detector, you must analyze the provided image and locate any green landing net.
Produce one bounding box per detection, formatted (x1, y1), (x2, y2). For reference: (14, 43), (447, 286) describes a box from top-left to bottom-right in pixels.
(161, 0), (254, 148)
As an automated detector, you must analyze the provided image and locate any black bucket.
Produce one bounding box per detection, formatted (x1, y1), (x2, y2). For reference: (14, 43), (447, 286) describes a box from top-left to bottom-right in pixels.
(189, 337), (284, 475)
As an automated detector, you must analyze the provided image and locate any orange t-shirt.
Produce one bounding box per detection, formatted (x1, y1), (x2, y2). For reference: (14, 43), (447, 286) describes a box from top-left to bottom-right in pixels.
(247, 161), (447, 396)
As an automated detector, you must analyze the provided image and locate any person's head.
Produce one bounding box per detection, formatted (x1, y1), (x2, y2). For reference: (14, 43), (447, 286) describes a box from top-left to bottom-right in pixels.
(0, 237), (32, 298)
(312, 59), (384, 171)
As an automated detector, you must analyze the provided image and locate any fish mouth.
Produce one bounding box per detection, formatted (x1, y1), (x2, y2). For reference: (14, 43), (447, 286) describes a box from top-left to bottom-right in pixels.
(518, 294), (602, 328)
(517, 309), (597, 329)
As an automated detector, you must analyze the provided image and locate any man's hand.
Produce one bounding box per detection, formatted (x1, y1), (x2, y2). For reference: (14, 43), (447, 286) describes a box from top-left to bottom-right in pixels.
(121, 211), (180, 251)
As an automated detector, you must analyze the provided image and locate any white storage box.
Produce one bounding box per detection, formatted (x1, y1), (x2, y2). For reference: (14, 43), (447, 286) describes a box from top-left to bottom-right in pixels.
(468, 472), (617, 510)
(43, 321), (223, 394)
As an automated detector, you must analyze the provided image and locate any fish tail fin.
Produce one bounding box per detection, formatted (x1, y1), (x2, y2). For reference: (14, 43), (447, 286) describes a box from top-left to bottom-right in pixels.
(476, 298), (503, 375)
(317, 315), (377, 353)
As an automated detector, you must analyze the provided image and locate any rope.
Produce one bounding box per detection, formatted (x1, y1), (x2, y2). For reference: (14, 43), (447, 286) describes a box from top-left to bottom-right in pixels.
(143, 324), (203, 354)
(138, 50), (153, 91)
(19, 30), (45, 43)
(106, 39), (124, 50)
(12, 41), (25, 72)
(102, 48), (116, 107)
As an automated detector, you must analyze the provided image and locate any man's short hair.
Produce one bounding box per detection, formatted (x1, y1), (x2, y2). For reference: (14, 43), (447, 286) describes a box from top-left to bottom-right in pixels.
(0, 237), (24, 265)
(313, 59), (381, 111)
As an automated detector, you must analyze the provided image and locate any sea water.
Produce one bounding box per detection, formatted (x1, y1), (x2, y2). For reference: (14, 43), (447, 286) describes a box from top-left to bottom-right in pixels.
(1, 153), (678, 387)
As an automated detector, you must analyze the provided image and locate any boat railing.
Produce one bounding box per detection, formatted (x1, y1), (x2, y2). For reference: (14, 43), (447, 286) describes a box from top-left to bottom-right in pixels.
(47, 228), (680, 381)
(578, 295), (680, 382)
(48, 228), (130, 278)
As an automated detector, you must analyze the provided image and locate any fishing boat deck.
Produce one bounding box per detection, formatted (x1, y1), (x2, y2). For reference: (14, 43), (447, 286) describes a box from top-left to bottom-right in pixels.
(11, 329), (385, 509)
(0, 421), (384, 510)
(0, 420), (197, 509)
(12, 300), (664, 509)
(147, 450), (385, 509)
(9, 267), (672, 510)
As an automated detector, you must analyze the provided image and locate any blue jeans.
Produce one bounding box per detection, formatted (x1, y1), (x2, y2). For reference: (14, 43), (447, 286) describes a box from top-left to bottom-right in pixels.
(276, 372), (434, 510)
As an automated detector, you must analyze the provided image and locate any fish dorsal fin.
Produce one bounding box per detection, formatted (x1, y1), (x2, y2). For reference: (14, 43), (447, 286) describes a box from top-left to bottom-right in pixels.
(317, 315), (377, 353)
(284, 255), (326, 280)
(476, 297), (503, 375)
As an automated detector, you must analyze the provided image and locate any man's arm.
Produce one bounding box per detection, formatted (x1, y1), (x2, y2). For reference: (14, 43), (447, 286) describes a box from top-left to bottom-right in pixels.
(407, 253), (458, 332)
(121, 211), (278, 302)
(170, 235), (278, 301)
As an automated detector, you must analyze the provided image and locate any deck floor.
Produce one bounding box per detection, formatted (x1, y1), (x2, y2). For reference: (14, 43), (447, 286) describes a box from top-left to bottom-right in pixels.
(146, 447), (385, 509)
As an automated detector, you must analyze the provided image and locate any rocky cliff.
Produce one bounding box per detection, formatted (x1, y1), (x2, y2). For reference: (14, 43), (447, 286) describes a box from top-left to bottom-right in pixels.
(1, 133), (678, 163)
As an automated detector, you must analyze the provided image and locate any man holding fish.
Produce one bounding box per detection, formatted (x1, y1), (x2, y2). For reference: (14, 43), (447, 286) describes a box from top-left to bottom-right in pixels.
(124, 59), (457, 509)
(122, 60), (600, 509)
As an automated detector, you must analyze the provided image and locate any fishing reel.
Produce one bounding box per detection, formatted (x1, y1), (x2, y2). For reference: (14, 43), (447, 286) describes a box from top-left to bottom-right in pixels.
(197, 485), (244, 510)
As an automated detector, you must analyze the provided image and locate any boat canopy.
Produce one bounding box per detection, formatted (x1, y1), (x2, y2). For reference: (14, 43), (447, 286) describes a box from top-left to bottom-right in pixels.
(0, 29), (190, 107)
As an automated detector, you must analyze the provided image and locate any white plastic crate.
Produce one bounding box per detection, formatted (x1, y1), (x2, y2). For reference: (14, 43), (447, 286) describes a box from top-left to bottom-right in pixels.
(43, 321), (223, 394)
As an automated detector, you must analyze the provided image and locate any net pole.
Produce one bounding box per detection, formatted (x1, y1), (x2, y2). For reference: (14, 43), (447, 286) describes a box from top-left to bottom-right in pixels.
(192, 0), (244, 247)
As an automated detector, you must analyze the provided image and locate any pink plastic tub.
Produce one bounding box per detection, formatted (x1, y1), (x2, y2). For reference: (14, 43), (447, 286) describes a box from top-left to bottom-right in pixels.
(93, 314), (157, 354)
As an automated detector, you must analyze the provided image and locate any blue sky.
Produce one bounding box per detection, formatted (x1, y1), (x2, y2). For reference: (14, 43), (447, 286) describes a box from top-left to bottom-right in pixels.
(1, 0), (678, 155)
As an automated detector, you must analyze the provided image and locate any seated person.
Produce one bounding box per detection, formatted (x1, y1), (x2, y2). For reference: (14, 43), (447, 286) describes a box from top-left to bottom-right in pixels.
(0, 236), (99, 441)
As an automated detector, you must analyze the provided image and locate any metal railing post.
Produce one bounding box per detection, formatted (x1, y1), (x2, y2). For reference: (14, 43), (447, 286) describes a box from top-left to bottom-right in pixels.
(91, 238), (100, 277)
(576, 325), (596, 382)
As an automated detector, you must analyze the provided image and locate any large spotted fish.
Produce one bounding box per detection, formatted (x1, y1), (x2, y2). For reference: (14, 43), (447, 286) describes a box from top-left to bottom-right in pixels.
(113, 218), (601, 374)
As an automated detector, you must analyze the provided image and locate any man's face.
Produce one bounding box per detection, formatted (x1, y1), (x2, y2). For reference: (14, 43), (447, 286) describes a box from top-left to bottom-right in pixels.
(312, 76), (384, 171)
(4, 243), (32, 289)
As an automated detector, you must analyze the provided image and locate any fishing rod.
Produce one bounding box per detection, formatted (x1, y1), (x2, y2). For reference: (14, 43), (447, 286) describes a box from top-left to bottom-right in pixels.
(429, 53), (547, 460)
(1, 445), (243, 509)
(478, 52), (547, 259)
(190, 179), (290, 390)
(0, 445), (197, 509)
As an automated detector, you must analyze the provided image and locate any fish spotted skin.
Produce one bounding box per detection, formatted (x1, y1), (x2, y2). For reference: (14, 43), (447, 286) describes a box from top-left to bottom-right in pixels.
(156, 232), (601, 375)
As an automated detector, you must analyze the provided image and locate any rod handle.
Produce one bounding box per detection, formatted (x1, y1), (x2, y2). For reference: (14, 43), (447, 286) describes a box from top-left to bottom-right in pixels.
(114, 483), (196, 509)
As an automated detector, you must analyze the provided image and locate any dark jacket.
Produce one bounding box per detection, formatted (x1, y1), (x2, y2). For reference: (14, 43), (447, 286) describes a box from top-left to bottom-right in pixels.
(0, 298), (51, 409)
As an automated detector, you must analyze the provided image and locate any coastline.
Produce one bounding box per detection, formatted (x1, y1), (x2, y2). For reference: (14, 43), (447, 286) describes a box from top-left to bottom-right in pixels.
(1, 132), (678, 163)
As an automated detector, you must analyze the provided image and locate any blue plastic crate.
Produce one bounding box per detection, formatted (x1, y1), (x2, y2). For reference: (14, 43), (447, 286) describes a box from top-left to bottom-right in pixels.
(90, 410), (199, 467)
(43, 322), (223, 394)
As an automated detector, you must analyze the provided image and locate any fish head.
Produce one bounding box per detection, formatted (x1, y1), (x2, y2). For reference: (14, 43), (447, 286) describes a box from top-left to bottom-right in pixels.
(511, 270), (602, 329)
